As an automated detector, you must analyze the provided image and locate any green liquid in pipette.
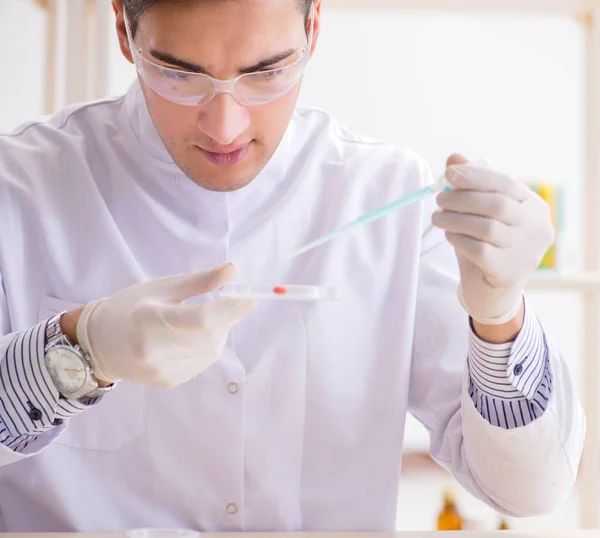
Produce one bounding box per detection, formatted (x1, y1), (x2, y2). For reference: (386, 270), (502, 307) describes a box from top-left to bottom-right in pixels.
(291, 182), (448, 258)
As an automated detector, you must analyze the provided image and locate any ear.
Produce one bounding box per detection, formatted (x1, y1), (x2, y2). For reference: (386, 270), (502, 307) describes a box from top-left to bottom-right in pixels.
(112, 0), (134, 65)
(309, 0), (322, 59)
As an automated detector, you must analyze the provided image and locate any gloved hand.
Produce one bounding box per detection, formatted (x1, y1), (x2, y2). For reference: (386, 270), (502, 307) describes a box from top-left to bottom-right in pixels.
(432, 155), (555, 325)
(76, 263), (254, 388)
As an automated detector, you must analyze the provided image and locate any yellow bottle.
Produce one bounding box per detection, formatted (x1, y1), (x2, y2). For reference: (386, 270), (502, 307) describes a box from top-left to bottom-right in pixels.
(498, 519), (509, 530)
(437, 490), (463, 530)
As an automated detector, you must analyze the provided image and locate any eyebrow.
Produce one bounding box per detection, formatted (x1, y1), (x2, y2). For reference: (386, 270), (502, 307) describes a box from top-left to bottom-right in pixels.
(149, 48), (298, 76)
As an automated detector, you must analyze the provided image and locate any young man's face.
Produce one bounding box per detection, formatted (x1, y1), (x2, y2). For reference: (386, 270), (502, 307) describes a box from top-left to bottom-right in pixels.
(114, 0), (320, 192)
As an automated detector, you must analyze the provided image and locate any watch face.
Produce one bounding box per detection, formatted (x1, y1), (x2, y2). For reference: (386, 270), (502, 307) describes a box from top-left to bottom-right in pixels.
(45, 346), (88, 394)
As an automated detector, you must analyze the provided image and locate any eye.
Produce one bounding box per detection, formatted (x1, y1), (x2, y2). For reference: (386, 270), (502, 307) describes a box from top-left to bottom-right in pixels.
(163, 69), (191, 81)
(258, 68), (284, 80)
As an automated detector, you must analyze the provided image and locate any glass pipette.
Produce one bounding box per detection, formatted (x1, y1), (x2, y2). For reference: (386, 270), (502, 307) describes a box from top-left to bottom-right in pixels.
(291, 175), (450, 258)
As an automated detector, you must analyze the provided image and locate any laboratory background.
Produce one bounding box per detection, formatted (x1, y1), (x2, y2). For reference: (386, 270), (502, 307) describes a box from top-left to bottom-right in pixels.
(1, 0), (599, 533)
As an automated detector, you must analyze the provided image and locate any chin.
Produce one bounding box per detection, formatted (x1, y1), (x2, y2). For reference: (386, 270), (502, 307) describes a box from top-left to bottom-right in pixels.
(188, 169), (257, 192)
(183, 157), (272, 192)
(199, 178), (254, 192)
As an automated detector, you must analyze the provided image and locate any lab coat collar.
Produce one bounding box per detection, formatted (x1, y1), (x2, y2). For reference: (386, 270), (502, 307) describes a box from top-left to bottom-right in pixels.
(124, 80), (174, 164)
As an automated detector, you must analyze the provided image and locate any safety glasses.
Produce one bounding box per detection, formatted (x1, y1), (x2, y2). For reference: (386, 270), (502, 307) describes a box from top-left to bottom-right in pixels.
(125, 3), (315, 107)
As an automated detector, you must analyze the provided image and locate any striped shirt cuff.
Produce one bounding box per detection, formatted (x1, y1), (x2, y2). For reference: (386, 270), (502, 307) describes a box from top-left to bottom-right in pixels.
(467, 297), (553, 429)
(56, 395), (102, 419)
(0, 319), (101, 451)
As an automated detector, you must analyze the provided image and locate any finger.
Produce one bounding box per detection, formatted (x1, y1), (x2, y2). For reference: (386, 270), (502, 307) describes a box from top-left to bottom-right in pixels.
(444, 232), (500, 275)
(445, 164), (531, 202)
(151, 263), (238, 302)
(432, 211), (515, 248)
(162, 297), (256, 329)
(446, 153), (470, 168)
(436, 190), (524, 225)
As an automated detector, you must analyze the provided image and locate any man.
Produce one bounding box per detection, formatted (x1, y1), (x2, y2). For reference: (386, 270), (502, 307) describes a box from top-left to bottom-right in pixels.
(0, 0), (585, 532)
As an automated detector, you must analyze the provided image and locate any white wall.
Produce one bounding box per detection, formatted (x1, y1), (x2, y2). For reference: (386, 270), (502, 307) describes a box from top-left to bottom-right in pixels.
(0, 0), (46, 132)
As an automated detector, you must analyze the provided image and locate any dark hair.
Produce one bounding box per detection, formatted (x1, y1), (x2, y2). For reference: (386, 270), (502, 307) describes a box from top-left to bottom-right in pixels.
(124, 0), (312, 40)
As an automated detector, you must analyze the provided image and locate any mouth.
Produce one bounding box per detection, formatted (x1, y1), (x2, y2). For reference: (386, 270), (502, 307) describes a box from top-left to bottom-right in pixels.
(198, 143), (251, 167)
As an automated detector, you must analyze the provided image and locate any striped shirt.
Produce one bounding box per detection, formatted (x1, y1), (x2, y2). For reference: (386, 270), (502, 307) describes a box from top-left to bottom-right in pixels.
(0, 320), (99, 453)
(468, 298), (551, 428)
(0, 298), (550, 452)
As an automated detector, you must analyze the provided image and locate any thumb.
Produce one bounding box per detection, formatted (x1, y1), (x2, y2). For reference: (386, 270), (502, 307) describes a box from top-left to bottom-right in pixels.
(150, 262), (238, 302)
(446, 153), (470, 168)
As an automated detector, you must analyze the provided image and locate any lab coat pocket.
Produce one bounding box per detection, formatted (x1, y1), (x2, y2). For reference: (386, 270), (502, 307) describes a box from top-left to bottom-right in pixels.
(38, 296), (148, 451)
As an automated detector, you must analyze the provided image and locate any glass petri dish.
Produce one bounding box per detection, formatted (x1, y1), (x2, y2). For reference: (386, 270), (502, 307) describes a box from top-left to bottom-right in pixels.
(220, 284), (340, 301)
(127, 529), (200, 538)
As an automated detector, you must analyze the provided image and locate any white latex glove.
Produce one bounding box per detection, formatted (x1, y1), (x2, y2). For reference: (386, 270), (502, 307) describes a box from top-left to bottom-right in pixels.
(76, 263), (254, 388)
(432, 156), (555, 325)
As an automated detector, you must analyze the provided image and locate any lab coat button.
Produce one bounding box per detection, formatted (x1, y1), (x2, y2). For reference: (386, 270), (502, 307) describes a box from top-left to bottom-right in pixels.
(225, 503), (238, 515)
(227, 382), (239, 395)
(513, 362), (524, 376)
(27, 402), (42, 421)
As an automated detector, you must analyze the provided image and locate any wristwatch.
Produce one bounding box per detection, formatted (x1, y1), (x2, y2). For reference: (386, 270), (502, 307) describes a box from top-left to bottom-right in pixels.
(44, 311), (114, 400)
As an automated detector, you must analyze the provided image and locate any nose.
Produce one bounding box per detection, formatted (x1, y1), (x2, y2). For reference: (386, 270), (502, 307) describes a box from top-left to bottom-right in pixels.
(196, 93), (250, 146)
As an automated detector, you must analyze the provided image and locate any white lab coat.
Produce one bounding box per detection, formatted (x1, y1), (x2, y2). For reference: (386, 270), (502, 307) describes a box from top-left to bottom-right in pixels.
(0, 82), (585, 532)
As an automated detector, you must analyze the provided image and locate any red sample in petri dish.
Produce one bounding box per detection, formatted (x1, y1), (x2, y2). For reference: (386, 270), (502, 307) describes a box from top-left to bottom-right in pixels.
(220, 284), (339, 301)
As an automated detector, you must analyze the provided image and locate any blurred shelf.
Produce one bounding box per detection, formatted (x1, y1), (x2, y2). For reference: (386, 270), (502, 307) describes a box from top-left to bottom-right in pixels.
(527, 272), (600, 291)
(325, 0), (600, 15)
